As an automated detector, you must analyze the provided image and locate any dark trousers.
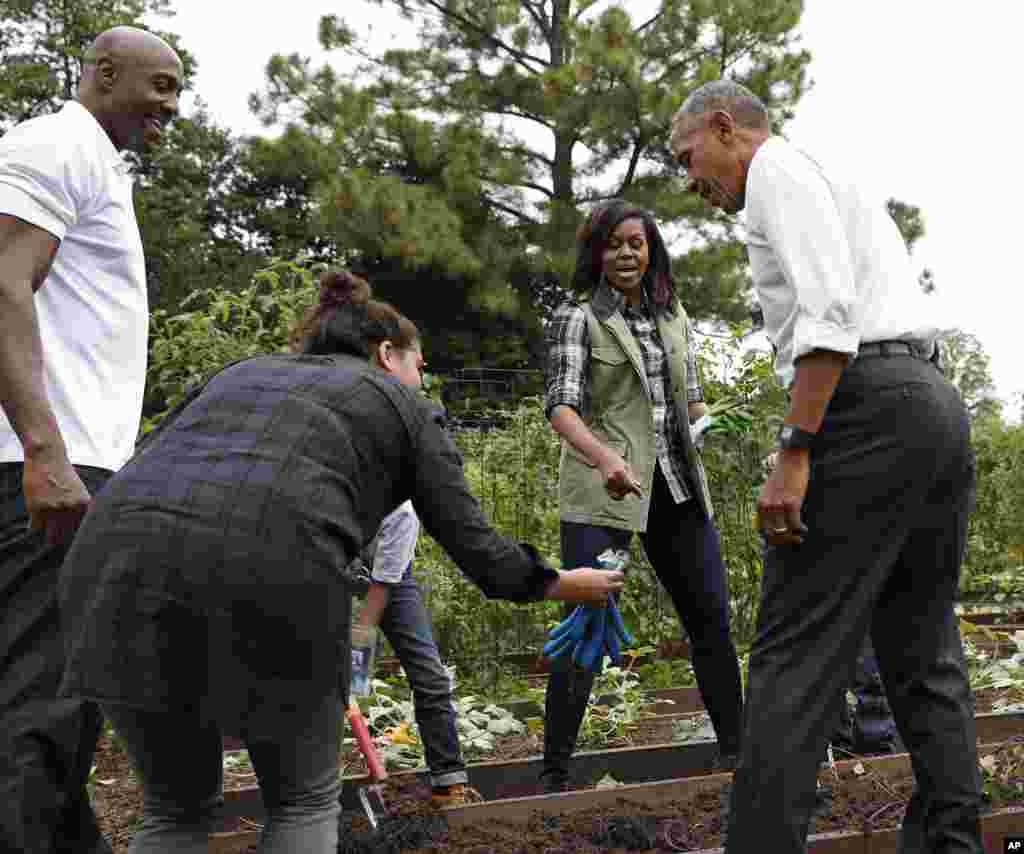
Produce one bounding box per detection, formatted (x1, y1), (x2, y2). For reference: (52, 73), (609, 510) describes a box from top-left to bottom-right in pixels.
(543, 466), (743, 778)
(102, 692), (341, 853)
(0, 462), (113, 854)
(725, 354), (983, 854)
(378, 565), (466, 788)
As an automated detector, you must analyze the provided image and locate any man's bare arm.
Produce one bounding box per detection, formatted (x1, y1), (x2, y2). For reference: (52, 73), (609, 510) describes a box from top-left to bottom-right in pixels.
(757, 349), (849, 544)
(0, 213), (91, 544)
(0, 214), (62, 456)
(784, 349), (850, 436)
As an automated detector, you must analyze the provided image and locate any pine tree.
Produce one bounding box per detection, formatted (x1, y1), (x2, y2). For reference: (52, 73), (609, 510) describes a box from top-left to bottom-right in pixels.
(249, 0), (813, 337)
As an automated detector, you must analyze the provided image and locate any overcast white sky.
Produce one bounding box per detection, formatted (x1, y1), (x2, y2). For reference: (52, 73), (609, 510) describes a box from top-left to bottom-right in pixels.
(155, 0), (1023, 416)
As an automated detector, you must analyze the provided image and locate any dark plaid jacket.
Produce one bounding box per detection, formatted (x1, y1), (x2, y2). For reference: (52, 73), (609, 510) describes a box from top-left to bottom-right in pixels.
(58, 353), (555, 721)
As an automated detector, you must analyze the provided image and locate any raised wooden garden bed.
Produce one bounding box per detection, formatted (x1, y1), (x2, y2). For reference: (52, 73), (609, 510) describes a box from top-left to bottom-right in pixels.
(217, 709), (1024, 817)
(210, 742), (1024, 854)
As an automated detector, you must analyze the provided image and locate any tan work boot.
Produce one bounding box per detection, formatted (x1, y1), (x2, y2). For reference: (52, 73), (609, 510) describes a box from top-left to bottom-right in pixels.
(430, 783), (484, 809)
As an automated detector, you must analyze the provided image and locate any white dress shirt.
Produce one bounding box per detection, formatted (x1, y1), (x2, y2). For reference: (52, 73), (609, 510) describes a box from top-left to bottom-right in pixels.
(744, 137), (940, 388)
(0, 101), (148, 471)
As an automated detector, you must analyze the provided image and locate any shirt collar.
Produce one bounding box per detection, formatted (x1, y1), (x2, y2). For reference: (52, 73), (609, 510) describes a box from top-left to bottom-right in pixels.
(591, 279), (624, 321)
(63, 101), (132, 177)
(592, 279), (652, 321)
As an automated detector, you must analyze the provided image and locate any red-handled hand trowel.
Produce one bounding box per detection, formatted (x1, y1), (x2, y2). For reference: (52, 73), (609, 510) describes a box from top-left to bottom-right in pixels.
(346, 698), (389, 830)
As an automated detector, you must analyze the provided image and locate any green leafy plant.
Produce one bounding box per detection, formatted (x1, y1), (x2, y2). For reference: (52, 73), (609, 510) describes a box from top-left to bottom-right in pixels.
(143, 257), (319, 432)
(635, 658), (696, 690)
(576, 651), (653, 750)
(671, 712), (715, 745)
(347, 677), (524, 771)
(979, 742), (1024, 804)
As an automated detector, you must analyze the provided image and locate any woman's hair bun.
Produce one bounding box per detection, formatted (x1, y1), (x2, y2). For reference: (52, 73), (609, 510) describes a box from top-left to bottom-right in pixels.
(318, 269), (370, 311)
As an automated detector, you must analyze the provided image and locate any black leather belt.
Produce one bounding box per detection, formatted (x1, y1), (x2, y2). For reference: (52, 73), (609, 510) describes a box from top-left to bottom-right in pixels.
(857, 340), (927, 360)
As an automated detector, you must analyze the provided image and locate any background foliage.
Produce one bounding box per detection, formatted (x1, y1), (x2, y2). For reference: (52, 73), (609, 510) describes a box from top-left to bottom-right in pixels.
(145, 266), (1024, 693)
(4, 0), (1020, 695)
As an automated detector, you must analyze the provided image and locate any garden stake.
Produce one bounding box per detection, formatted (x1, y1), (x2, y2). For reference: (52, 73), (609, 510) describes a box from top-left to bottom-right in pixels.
(345, 699), (389, 830)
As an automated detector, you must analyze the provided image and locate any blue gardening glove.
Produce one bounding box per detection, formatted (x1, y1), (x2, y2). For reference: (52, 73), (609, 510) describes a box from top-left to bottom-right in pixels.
(542, 605), (588, 658)
(573, 606), (608, 672)
(593, 548), (633, 669)
(544, 604), (603, 659)
(544, 548), (634, 673)
(602, 596), (634, 666)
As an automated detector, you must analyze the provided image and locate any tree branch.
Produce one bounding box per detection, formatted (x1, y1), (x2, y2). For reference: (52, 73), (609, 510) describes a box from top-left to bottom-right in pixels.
(476, 105), (555, 130)
(495, 145), (554, 169)
(518, 0), (551, 41)
(615, 136), (645, 196)
(484, 196), (538, 225)
(511, 180), (553, 198)
(418, 0), (549, 73)
(634, 12), (663, 35)
(654, 47), (714, 88)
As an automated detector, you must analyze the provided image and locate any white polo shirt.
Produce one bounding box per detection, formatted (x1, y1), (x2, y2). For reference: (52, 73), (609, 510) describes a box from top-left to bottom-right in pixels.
(744, 137), (941, 388)
(0, 101), (148, 471)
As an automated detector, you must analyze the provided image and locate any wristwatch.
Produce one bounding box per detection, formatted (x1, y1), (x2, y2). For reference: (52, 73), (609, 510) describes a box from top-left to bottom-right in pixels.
(777, 423), (817, 450)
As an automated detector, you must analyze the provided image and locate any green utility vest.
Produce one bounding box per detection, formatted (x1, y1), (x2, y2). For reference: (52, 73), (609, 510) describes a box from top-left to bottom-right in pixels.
(557, 287), (713, 532)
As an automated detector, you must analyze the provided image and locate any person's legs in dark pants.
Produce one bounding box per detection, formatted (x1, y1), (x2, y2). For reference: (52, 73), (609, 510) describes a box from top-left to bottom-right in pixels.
(99, 704), (222, 854)
(0, 463), (113, 854)
(725, 491), (899, 852)
(243, 693), (343, 853)
(541, 523), (631, 787)
(872, 391), (980, 853)
(640, 471), (743, 759)
(378, 567), (468, 790)
(724, 357), (983, 854)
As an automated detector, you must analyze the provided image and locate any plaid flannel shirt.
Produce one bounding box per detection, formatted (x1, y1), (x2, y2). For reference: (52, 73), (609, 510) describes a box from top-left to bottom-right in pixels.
(545, 288), (704, 504)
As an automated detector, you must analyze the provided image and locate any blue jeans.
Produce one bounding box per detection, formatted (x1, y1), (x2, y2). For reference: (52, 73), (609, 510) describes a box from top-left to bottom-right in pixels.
(543, 466), (744, 778)
(832, 637), (897, 753)
(101, 692), (341, 853)
(379, 566), (466, 787)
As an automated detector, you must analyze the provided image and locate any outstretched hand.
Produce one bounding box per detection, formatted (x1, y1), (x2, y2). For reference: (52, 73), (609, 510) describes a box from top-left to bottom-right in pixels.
(546, 567), (625, 605)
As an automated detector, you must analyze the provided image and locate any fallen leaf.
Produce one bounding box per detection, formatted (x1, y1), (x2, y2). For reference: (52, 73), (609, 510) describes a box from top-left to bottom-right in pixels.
(852, 762), (866, 776)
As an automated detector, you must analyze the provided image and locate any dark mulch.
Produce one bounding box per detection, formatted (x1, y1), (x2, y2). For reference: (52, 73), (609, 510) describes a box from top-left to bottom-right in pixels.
(92, 695), (1024, 852)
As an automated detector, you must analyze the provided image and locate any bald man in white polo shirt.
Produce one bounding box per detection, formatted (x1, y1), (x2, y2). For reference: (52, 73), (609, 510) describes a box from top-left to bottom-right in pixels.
(0, 27), (183, 854)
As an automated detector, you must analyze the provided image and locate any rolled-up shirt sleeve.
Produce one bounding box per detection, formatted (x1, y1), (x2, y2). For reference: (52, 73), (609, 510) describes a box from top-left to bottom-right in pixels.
(545, 303), (590, 420)
(370, 501), (420, 585)
(746, 148), (861, 363)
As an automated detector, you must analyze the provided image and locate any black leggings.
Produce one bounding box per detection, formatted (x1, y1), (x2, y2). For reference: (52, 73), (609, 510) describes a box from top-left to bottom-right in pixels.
(543, 466), (743, 775)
